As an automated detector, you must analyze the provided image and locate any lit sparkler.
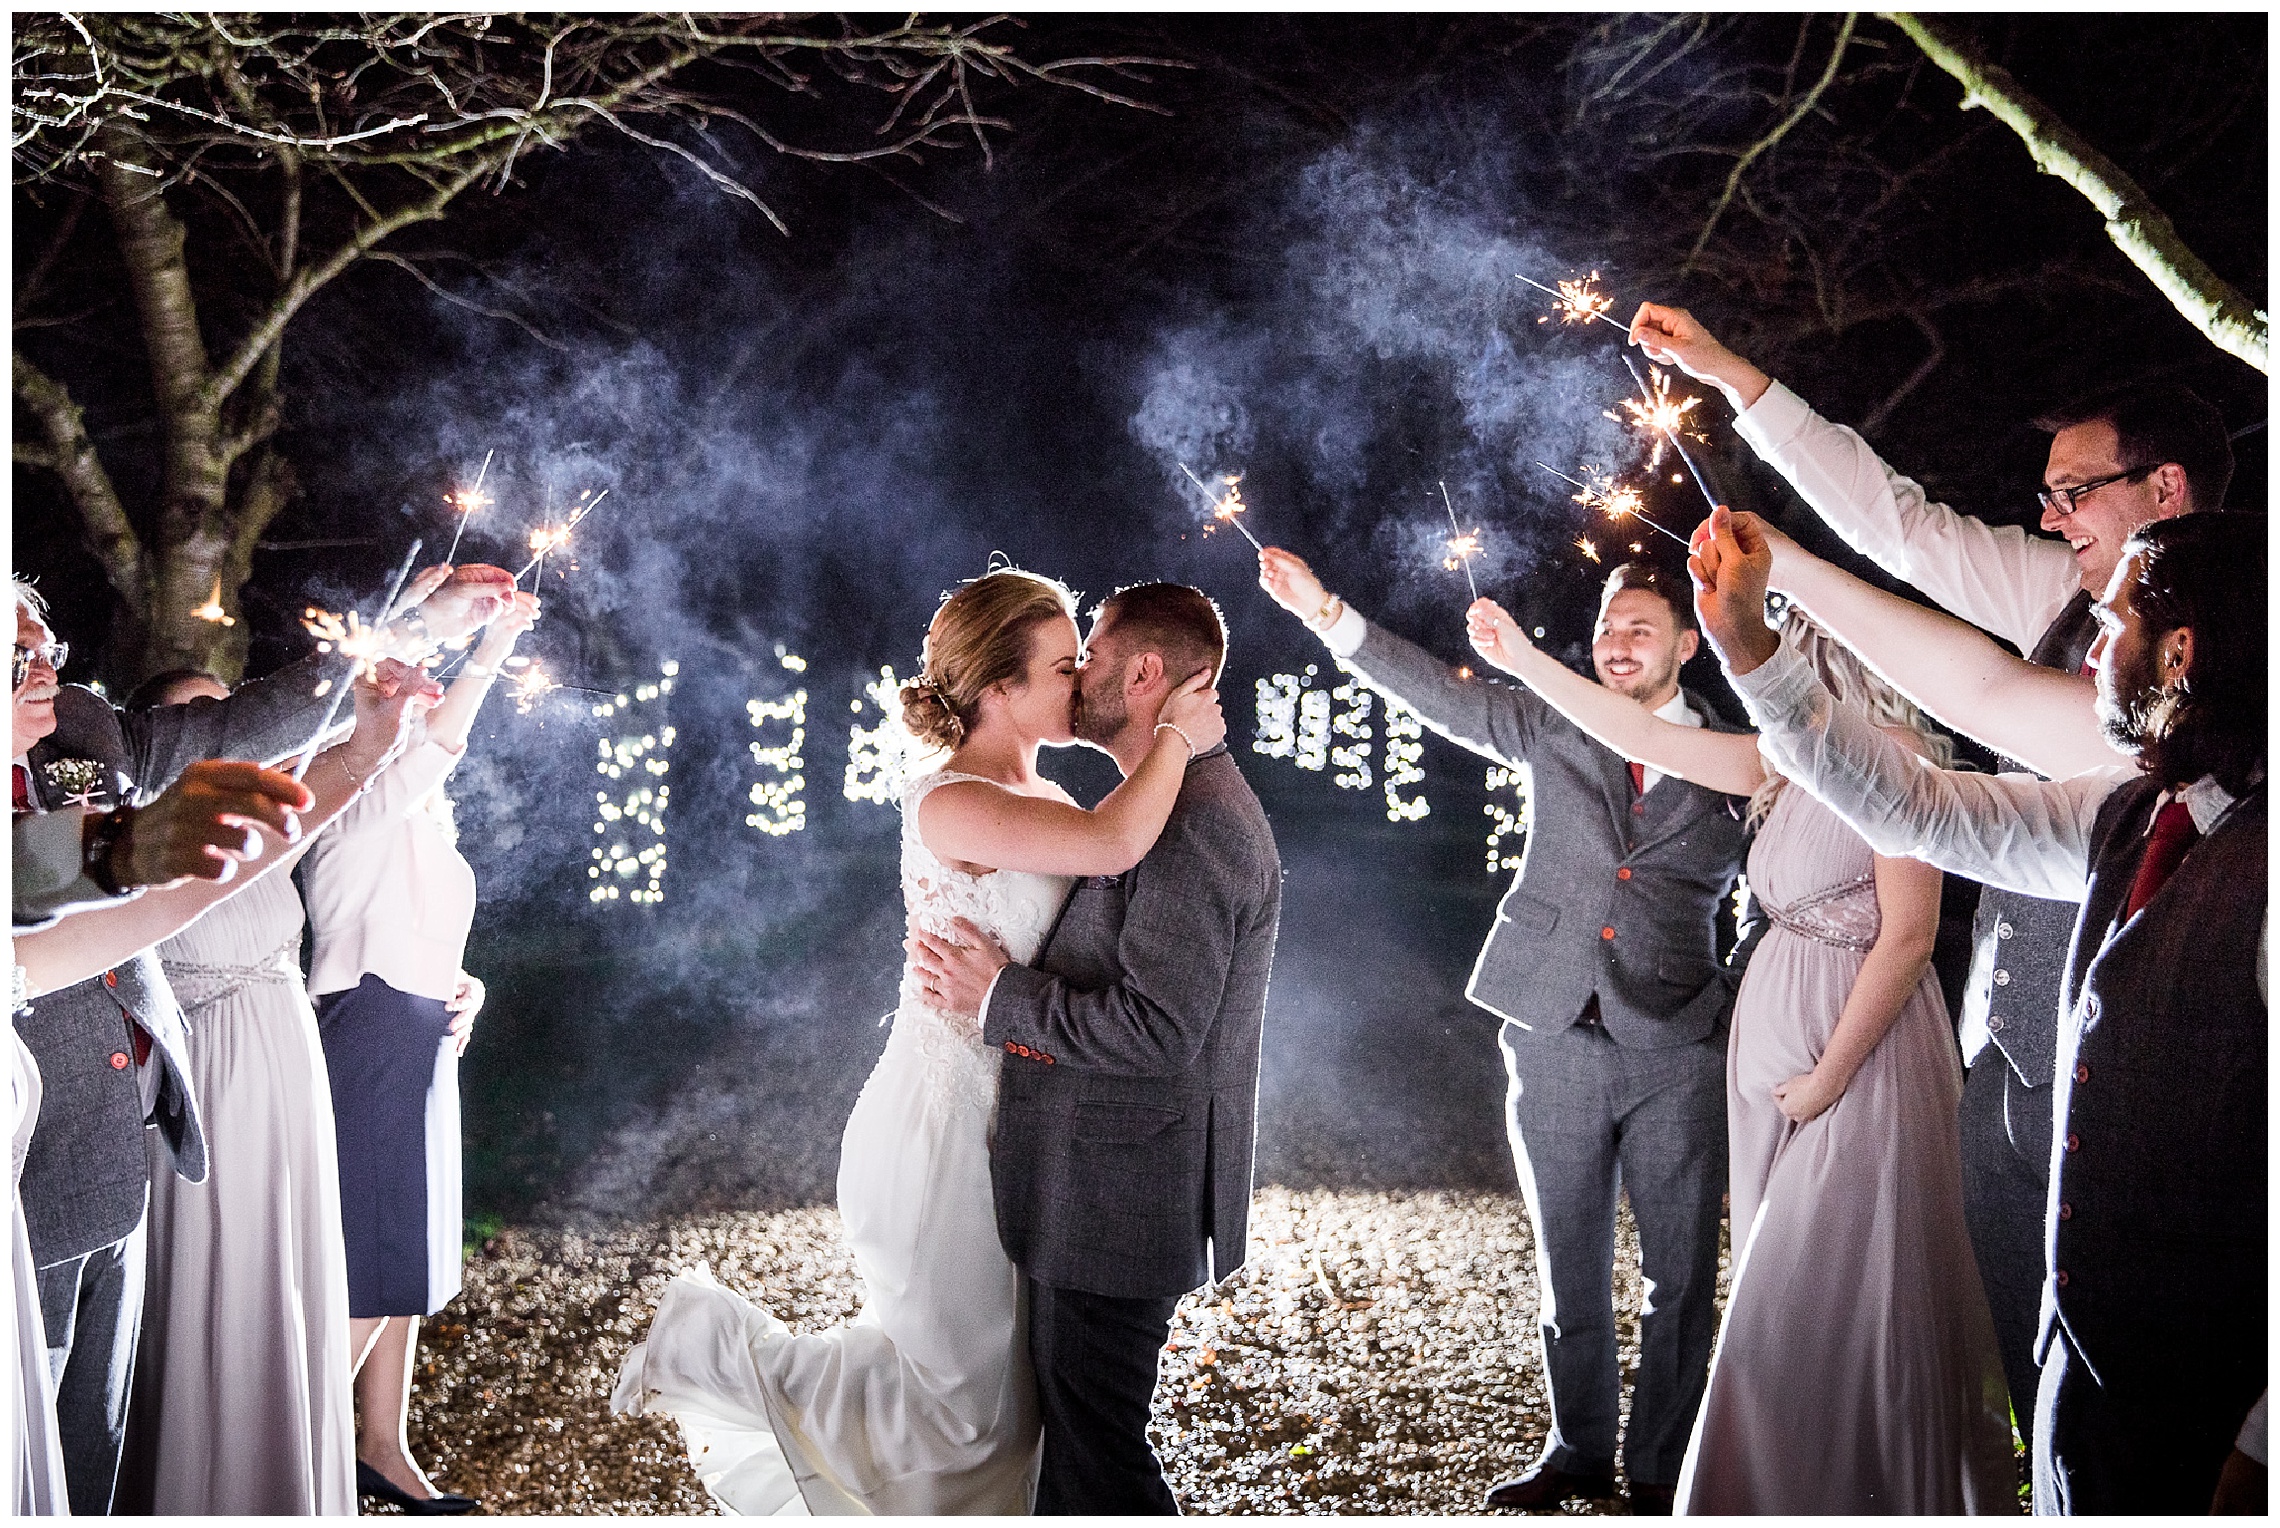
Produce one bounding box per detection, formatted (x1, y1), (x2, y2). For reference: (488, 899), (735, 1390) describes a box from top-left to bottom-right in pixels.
(1574, 536), (1602, 564)
(1618, 352), (1721, 514)
(442, 449), (495, 565)
(511, 488), (611, 585)
(1515, 271), (1627, 332)
(291, 537), (423, 782)
(507, 659), (561, 715)
(190, 576), (235, 628)
(1179, 464), (1264, 551)
(1530, 461), (1689, 548)
(1437, 480), (1481, 601)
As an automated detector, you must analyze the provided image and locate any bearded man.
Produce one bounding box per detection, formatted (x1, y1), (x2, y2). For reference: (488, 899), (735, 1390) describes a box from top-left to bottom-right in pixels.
(1255, 549), (1752, 1516)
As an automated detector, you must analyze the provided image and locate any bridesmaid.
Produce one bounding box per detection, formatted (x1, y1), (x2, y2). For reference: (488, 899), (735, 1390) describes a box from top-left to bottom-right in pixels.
(1464, 596), (2014, 1514)
(302, 591), (533, 1514)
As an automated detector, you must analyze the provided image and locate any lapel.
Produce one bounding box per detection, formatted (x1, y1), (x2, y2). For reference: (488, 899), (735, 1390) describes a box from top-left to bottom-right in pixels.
(2072, 785), (2157, 1009)
(1605, 686), (1739, 859)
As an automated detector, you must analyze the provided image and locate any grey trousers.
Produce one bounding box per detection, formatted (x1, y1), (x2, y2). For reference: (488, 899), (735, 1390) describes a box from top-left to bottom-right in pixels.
(1501, 1014), (1725, 1487)
(1958, 1051), (2051, 1424)
(36, 1217), (146, 1516)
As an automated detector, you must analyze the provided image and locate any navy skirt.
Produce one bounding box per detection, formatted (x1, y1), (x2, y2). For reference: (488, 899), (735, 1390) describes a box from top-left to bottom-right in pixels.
(316, 973), (463, 1318)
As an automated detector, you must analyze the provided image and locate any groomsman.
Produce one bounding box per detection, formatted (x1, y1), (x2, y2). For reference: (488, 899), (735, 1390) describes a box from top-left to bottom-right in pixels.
(1628, 302), (2231, 1420)
(1258, 549), (1749, 1515)
(1694, 506), (2264, 1515)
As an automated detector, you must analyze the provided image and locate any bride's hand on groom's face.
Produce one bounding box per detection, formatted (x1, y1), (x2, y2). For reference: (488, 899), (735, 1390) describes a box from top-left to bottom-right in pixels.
(909, 917), (1010, 1018)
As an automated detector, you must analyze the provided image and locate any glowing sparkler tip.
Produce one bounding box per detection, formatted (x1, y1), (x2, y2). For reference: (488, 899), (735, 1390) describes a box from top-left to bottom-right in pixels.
(1575, 536), (1602, 563)
(190, 576), (235, 627)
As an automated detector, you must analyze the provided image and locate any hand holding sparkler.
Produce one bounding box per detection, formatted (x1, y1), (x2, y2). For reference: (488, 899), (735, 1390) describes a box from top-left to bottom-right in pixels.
(1627, 303), (1772, 411)
(1255, 545), (1340, 629)
(1686, 506), (1781, 675)
(303, 656), (442, 787)
(374, 563), (518, 660)
(1462, 596), (1534, 677)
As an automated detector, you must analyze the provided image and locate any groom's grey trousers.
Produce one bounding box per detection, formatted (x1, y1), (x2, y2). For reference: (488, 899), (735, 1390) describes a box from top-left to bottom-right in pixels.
(1504, 1005), (1727, 1487)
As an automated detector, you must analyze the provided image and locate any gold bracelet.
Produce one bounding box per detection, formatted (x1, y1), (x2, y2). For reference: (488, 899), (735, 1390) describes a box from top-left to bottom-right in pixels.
(1306, 594), (1345, 631)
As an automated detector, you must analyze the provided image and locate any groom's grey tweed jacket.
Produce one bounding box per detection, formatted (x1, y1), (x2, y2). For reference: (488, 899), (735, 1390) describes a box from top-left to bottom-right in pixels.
(984, 746), (1281, 1302)
(1343, 620), (1751, 1047)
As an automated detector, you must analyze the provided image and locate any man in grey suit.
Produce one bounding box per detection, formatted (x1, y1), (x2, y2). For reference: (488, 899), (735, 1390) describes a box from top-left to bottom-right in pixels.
(1259, 548), (1749, 1515)
(10, 565), (509, 1511)
(913, 582), (1281, 1514)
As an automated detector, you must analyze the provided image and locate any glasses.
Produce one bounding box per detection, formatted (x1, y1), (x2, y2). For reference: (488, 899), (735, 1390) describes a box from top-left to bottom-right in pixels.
(12, 640), (66, 690)
(2037, 464), (2157, 517)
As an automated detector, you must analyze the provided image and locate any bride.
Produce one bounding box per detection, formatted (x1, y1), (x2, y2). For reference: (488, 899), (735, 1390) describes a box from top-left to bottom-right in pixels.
(613, 567), (1225, 1514)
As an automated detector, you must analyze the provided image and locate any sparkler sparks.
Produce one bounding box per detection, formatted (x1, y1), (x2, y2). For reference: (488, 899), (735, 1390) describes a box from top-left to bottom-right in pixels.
(1531, 461), (1690, 549)
(291, 537), (424, 782)
(506, 659), (560, 715)
(1515, 271), (1627, 332)
(1609, 363), (1705, 471)
(443, 449), (495, 564)
(511, 488), (612, 585)
(1179, 464), (1265, 552)
(1574, 536), (1602, 563)
(1437, 480), (1481, 601)
(190, 576), (235, 627)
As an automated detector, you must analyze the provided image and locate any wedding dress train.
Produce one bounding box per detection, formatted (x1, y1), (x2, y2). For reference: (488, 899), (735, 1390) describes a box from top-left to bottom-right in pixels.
(614, 770), (1070, 1514)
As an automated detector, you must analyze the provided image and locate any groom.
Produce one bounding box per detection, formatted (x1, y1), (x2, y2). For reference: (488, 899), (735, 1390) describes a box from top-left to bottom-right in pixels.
(914, 581), (1282, 1514)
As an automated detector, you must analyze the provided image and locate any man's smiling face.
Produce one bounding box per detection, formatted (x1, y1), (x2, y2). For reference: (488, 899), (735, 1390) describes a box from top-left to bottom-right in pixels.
(2040, 418), (2185, 596)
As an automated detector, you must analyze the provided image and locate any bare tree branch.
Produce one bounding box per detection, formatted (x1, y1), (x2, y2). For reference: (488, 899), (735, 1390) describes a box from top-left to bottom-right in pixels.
(1883, 11), (2267, 373)
(1684, 13), (1858, 270)
(13, 348), (143, 605)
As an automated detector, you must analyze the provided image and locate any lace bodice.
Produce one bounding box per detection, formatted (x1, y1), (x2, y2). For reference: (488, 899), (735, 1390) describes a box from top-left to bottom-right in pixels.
(895, 770), (1074, 1105)
(1748, 784), (1884, 952)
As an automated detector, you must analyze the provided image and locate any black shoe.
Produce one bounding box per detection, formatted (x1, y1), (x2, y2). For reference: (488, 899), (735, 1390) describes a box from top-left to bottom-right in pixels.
(357, 1459), (480, 1515)
(1629, 1481), (1677, 1515)
(1484, 1463), (1621, 1511)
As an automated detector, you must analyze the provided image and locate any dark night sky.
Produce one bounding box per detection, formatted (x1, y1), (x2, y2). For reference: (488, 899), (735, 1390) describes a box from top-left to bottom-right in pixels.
(13, 15), (2266, 1220)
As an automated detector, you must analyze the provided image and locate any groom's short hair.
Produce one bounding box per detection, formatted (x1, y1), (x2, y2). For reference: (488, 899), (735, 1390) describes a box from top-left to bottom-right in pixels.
(1093, 582), (1227, 685)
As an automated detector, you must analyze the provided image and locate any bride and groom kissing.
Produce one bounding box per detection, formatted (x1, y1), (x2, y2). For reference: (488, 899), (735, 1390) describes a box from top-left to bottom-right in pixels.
(613, 571), (1282, 1513)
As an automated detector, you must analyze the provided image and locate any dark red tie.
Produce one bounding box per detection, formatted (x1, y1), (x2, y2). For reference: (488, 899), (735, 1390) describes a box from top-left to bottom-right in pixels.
(2124, 799), (2200, 919)
(1628, 760), (1646, 796)
(12, 763), (32, 815)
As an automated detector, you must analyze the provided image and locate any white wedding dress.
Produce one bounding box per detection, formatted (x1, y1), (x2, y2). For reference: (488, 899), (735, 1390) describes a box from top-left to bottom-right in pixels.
(614, 769), (1070, 1514)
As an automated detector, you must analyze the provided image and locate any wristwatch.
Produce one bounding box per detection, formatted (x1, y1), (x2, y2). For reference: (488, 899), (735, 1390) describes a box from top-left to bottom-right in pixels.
(81, 805), (135, 896)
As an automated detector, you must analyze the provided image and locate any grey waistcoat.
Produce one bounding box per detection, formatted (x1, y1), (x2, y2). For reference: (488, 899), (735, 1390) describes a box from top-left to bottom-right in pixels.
(1343, 621), (1750, 1048)
(2038, 776), (2264, 1407)
(1964, 590), (2100, 1087)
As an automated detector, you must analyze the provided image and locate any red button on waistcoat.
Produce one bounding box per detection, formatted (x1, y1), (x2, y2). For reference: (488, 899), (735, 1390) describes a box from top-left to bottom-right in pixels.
(1616, 868), (1632, 881)
(108, 1052), (129, 1070)
(2058, 1203), (2072, 1221)
(2074, 1064), (2090, 1083)
(1600, 927), (1616, 941)
(1631, 802), (1646, 816)
(2055, 1269), (2069, 1288)
(2064, 1133), (2080, 1153)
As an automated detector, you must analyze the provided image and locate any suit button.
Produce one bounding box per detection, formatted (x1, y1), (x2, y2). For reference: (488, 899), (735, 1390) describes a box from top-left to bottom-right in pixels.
(2055, 1269), (2069, 1288)
(1043, 1055), (1055, 1066)
(103, 970), (118, 989)
(1987, 1016), (2005, 1033)
(2058, 1203), (2072, 1221)
(1631, 802), (1646, 816)
(2064, 1132), (2080, 1153)
(2074, 1064), (2090, 1084)
(1997, 921), (2014, 939)
(1600, 927), (1616, 941)
(1993, 970), (2010, 986)
(1003, 1042), (1017, 1054)
(1616, 867), (1632, 881)
(109, 1051), (129, 1070)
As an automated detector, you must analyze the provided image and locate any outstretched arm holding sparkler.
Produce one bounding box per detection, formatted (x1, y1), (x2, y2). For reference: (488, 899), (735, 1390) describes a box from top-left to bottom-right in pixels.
(16, 658), (440, 998)
(426, 592), (540, 752)
(1462, 598), (1767, 796)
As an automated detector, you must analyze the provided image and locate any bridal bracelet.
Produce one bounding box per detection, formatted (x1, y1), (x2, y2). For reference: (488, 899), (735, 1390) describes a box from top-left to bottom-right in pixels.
(1155, 721), (1198, 758)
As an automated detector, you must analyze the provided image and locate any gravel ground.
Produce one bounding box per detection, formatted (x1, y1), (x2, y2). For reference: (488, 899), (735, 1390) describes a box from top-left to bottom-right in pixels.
(397, 1187), (1729, 1515)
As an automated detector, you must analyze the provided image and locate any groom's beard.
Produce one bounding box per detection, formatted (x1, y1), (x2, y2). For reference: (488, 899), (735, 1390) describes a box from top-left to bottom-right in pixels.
(1072, 680), (1127, 749)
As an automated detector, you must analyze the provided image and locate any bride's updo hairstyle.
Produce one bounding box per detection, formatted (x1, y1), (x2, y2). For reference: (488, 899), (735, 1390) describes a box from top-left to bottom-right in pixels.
(900, 567), (1078, 752)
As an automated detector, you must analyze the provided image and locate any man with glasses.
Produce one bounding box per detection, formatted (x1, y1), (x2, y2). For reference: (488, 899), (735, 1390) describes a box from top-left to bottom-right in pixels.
(1623, 301), (2233, 1459)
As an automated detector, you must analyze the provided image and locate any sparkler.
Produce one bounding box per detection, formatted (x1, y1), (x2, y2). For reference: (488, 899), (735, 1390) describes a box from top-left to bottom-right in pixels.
(442, 448), (495, 565)
(1178, 464), (1264, 552)
(1515, 271), (1627, 333)
(1618, 353), (1721, 514)
(511, 488), (611, 585)
(1530, 461), (1690, 549)
(189, 576), (235, 628)
(291, 537), (423, 782)
(1437, 481), (1481, 601)
(1574, 536), (1602, 563)
(506, 658), (561, 715)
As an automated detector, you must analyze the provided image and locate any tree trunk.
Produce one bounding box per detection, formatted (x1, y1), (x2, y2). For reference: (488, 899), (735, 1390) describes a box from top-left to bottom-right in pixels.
(1883, 12), (2268, 375)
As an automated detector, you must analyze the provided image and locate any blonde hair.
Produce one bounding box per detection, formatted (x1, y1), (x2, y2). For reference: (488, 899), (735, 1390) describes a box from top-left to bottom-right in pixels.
(1746, 611), (1955, 830)
(900, 568), (1078, 752)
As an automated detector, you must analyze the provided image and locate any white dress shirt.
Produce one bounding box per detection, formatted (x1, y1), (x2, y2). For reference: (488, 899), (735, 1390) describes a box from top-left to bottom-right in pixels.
(1730, 643), (2263, 995)
(1734, 381), (2081, 654)
(301, 736), (477, 1002)
(1316, 606), (1701, 789)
